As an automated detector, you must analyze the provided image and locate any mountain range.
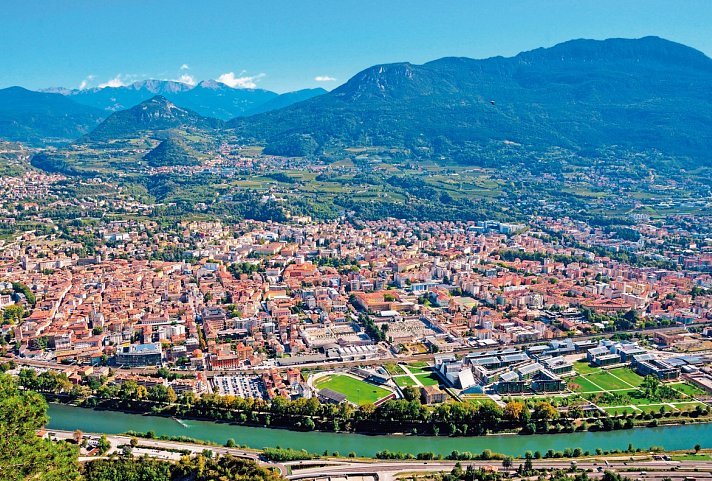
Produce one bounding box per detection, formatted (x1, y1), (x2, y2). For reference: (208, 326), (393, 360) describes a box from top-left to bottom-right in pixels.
(3, 36), (712, 170)
(0, 80), (326, 144)
(45, 80), (326, 119)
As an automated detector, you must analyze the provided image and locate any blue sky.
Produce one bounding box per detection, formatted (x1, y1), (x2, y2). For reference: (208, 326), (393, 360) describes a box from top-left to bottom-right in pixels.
(2, 0), (711, 92)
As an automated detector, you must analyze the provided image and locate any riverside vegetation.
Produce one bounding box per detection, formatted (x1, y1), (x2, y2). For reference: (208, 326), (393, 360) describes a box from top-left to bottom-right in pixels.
(14, 366), (712, 438)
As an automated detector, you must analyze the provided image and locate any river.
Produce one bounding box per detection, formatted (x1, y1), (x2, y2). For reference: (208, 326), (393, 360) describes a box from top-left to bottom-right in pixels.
(47, 404), (711, 457)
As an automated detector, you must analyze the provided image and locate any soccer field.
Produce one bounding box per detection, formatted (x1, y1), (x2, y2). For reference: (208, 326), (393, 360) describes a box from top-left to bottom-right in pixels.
(314, 374), (392, 405)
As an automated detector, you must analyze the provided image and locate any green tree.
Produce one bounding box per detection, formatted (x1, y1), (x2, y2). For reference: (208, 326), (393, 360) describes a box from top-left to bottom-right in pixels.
(2, 304), (25, 325)
(97, 435), (111, 455)
(641, 375), (660, 399)
(0, 373), (80, 480)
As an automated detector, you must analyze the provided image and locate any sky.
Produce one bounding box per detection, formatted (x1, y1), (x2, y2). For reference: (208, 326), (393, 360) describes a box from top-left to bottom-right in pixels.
(2, 0), (712, 93)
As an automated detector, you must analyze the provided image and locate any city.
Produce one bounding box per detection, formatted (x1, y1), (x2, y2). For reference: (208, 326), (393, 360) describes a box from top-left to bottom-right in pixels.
(1, 2), (712, 481)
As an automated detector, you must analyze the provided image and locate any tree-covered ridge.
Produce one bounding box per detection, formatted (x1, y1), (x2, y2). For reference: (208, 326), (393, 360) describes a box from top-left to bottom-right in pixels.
(143, 136), (201, 167)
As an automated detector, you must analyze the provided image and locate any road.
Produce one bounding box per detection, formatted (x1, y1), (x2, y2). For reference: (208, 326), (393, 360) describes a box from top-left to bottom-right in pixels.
(285, 457), (712, 481)
(47, 429), (712, 481)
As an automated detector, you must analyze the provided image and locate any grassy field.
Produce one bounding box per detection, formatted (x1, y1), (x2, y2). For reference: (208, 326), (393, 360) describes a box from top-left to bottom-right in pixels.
(570, 376), (604, 393)
(586, 372), (634, 390)
(573, 361), (599, 376)
(671, 382), (706, 397)
(393, 376), (418, 388)
(607, 368), (644, 387)
(405, 365), (432, 375)
(314, 374), (392, 405)
(671, 453), (711, 461)
(415, 373), (440, 387)
(672, 402), (707, 411)
(407, 361), (429, 369)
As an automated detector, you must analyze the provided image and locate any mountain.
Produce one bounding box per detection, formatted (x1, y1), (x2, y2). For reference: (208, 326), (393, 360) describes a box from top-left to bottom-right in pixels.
(85, 95), (223, 141)
(0, 87), (106, 144)
(59, 80), (194, 113)
(143, 135), (200, 167)
(229, 37), (712, 165)
(244, 88), (327, 115)
(43, 80), (324, 120)
(170, 80), (278, 119)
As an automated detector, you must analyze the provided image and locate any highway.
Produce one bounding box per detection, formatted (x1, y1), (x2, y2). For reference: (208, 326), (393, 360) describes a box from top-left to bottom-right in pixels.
(46, 428), (712, 481)
(285, 457), (712, 481)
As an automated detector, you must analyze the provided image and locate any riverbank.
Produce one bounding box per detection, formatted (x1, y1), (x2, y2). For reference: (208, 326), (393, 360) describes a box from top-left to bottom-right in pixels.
(47, 403), (712, 458)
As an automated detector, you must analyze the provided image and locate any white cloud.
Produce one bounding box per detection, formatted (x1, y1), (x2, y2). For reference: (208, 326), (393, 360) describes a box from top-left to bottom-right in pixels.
(216, 71), (266, 89)
(314, 75), (337, 82)
(78, 74), (95, 90)
(180, 63), (190, 70)
(98, 74), (128, 88)
(176, 73), (196, 85)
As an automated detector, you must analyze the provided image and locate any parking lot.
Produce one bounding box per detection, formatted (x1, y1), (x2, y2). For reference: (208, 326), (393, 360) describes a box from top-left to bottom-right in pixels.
(212, 375), (265, 399)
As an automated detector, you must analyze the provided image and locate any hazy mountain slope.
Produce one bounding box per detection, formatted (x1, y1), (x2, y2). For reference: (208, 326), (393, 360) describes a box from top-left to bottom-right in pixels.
(244, 88), (327, 115)
(0, 87), (106, 144)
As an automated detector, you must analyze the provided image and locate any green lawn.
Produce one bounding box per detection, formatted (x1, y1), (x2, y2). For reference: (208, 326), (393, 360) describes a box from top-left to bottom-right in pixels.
(671, 453), (711, 461)
(393, 376), (419, 388)
(670, 382), (706, 398)
(637, 404), (672, 414)
(314, 374), (392, 405)
(573, 361), (599, 376)
(415, 373), (440, 387)
(607, 368), (644, 387)
(603, 406), (636, 416)
(622, 391), (660, 406)
(406, 365), (431, 375)
(586, 372), (633, 390)
(672, 402), (707, 412)
(570, 376), (604, 393)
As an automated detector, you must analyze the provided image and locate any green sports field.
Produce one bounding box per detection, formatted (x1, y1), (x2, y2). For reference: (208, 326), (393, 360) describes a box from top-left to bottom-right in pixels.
(314, 374), (392, 405)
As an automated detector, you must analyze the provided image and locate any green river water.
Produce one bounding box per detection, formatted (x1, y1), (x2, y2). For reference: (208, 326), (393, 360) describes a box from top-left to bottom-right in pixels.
(47, 404), (712, 457)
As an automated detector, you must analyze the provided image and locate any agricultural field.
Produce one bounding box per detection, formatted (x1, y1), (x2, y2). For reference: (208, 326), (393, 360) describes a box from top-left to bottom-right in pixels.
(314, 374), (392, 405)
